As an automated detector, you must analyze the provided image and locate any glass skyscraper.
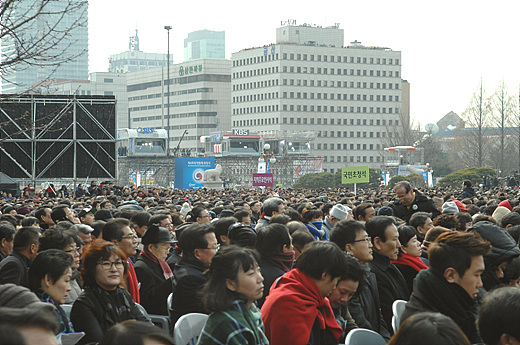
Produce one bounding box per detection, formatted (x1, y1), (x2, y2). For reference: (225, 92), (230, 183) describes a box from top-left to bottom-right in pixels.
(1, 0), (89, 94)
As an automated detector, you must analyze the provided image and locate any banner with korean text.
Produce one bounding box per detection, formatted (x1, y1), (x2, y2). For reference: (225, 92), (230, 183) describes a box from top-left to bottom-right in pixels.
(253, 173), (274, 187)
(341, 166), (370, 184)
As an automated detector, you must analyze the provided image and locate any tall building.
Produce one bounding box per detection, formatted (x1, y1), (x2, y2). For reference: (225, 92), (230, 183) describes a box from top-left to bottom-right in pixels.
(109, 30), (172, 73)
(1, 0), (89, 94)
(184, 30), (225, 62)
(127, 59), (231, 154)
(231, 22), (402, 172)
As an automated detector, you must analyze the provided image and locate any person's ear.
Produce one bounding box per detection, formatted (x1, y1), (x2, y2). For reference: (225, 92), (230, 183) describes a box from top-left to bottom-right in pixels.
(42, 274), (53, 288)
(500, 333), (517, 345)
(226, 279), (237, 291)
(345, 243), (353, 254)
(373, 236), (383, 251)
(194, 248), (203, 261)
(400, 244), (409, 254)
(444, 267), (458, 283)
(321, 272), (330, 282)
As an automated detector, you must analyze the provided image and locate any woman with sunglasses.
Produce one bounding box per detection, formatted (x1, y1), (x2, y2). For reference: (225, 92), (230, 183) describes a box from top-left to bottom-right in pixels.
(70, 239), (149, 345)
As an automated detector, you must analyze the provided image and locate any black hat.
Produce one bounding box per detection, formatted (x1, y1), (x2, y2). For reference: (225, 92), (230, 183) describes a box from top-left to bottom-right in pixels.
(78, 208), (93, 218)
(142, 225), (175, 245)
(95, 209), (114, 221)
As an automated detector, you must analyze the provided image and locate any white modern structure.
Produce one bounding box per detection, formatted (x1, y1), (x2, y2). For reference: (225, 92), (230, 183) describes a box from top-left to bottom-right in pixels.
(231, 21), (403, 172)
(126, 59), (231, 155)
(184, 30), (225, 62)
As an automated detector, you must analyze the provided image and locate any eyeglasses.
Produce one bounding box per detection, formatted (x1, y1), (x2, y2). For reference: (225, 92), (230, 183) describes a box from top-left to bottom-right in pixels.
(351, 237), (372, 244)
(203, 244), (220, 251)
(97, 261), (125, 270)
(122, 234), (138, 240)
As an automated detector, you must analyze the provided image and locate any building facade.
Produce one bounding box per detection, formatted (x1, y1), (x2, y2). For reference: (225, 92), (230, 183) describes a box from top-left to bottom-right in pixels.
(231, 23), (402, 172)
(1, 0), (89, 94)
(109, 30), (172, 74)
(184, 30), (225, 62)
(126, 59), (231, 155)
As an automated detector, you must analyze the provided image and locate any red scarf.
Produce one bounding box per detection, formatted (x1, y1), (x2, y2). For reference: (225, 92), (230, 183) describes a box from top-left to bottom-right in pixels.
(392, 253), (429, 272)
(141, 248), (174, 279)
(126, 259), (140, 303)
(261, 269), (342, 345)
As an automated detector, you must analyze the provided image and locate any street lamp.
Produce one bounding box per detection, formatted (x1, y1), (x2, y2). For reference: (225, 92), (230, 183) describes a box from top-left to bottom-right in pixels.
(164, 25), (171, 155)
(259, 143), (276, 173)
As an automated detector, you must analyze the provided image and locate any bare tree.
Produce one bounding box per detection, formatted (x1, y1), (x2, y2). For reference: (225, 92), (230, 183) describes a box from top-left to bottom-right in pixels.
(489, 79), (518, 174)
(0, 0), (88, 90)
(381, 107), (422, 148)
(454, 80), (492, 168)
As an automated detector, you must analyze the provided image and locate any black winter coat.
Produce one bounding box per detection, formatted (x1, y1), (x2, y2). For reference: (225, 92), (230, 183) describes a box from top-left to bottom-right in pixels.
(348, 265), (391, 341)
(401, 269), (481, 344)
(70, 287), (150, 345)
(0, 251), (31, 287)
(369, 251), (410, 334)
(134, 254), (174, 316)
(391, 189), (440, 224)
(170, 256), (208, 330)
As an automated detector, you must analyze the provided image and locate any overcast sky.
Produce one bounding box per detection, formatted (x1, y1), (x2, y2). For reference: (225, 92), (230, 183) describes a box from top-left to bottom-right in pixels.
(89, 0), (520, 128)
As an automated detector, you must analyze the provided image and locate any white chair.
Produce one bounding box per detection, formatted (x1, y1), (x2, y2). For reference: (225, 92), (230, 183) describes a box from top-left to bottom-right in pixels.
(391, 299), (408, 333)
(345, 328), (387, 345)
(61, 304), (73, 319)
(167, 292), (173, 320)
(174, 313), (208, 345)
(135, 303), (170, 331)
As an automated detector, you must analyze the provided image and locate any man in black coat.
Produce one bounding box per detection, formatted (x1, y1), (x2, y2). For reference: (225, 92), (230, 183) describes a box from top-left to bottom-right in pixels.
(330, 220), (391, 341)
(401, 231), (491, 343)
(0, 227), (40, 287)
(365, 216), (410, 333)
(170, 223), (218, 333)
(391, 181), (440, 224)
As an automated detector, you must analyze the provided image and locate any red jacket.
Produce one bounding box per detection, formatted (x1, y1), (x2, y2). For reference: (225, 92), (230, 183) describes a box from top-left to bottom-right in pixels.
(261, 268), (342, 345)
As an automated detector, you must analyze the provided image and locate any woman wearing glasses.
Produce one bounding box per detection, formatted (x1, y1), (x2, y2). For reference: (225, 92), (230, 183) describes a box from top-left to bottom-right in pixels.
(71, 239), (150, 345)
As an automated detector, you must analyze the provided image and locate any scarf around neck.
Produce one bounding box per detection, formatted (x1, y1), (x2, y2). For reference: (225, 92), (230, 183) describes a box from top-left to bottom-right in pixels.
(392, 252), (429, 272)
(141, 248), (174, 279)
(266, 251), (295, 272)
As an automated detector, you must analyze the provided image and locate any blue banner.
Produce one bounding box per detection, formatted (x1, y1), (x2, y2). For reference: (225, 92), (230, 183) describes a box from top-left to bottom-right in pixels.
(174, 157), (215, 190)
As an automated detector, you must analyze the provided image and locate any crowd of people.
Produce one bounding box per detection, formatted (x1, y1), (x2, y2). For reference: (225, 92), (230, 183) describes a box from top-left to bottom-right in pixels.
(1, 179), (520, 344)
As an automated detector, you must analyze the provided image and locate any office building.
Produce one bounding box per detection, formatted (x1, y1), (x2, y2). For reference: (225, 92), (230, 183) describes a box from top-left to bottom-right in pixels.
(231, 22), (402, 172)
(1, 0), (89, 94)
(109, 30), (172, 74)
(126, 59), (231, 155)
(184, 30), (225, 61)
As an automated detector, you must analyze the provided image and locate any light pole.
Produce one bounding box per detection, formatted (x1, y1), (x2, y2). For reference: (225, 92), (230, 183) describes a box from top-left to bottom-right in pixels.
(164, 26), (171, 155)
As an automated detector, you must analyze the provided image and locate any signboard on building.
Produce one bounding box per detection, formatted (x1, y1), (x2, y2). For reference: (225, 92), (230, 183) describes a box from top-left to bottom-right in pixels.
(253, 173), (274, 187)
(174, 157), (215, 190)
(341, 166), (370, 184)
(179, 64), (203, 76)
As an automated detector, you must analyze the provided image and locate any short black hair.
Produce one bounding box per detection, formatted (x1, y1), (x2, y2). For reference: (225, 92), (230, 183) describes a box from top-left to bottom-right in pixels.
(365, 216), (396, 244)
(232, 210), (249, 223)
(397, 225), (417, 254)
(478, 287), (520, 345)
(409, 212), (432, 230)
(130, 211), (151, 228)
(28, 249), (73, 290)
(330, 220), (366, 252)
(341, 255), (366, 296)
(500, 212), (520, 228)
(296, 241), (348, 280)
(148, 214), (169, 227)
(354, 203), (374, 221)
(291, 230), (315, 252)
(255, 224), (291, 258)
(178, 223), (215, 257)
(261, 198), (284, 217)
(51, 204), (69, 224)
(13, 227), (41, 252)
(394, 181), (412, 193)
(213, 217), (238, 243)
(0, 223), (15, 243)
(102, 218), (131, 242)
(99, 320), (174, 345)
(39, 228), (75, 251)
(302, 209), (323, 223)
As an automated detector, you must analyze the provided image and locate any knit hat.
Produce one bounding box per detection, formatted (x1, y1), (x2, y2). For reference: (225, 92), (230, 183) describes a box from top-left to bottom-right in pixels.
(453, 200), (468, 213)
(492, 206), (511, 226)
(180, 203), (192, 218)
(0, 284), (53, 312)
(330, 204), (351, 220)
(377, 206), (394, 216)
(498, 199), (513, 211)
(442, 202), (459, 215)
